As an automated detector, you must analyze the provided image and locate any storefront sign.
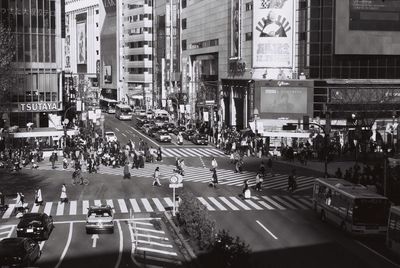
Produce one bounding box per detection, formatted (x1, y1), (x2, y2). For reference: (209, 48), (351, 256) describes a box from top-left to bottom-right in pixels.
(19, 102), (62, 112)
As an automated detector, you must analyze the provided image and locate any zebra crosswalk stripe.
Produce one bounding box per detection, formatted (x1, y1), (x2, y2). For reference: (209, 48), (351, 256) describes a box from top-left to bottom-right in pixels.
(44, 202), (52, 216)
(118, 199), (128, 213)
(197, 197), (215, 211)
(152, 198), (165, 212)
(279, 196), (308, 210)
(219, 197), (239, 210)
(229, 197), (251, 210)
(56, 202), (64, 216)
(259, 201), (275, 210)
(82, 200), (89, 214)
(2, 204), (15, 219)
(271, 196), (297, 210)
(130, 199), (141, 213)
(185, 148), (203, 157)
(31, 204), (40, 213)
(244, 199), (263, 210)
(106, 200), (115, 213)
(208, 197), (227, 211)
(69, 201), (77, 215)
(261, 196), (286, 210)
(141, 198), (154, 212)
(94, 200), (102, 206)
(164, 197), (174, 207)
(162, 150), (174, 157)
(297, 197), (312, 208)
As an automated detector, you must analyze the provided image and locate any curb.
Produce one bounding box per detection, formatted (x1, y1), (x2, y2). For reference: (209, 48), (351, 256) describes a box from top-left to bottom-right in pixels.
(163, 211), (199, 267)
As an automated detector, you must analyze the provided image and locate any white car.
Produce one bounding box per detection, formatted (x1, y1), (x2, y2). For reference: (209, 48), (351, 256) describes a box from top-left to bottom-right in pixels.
(105, 131), (118, 143)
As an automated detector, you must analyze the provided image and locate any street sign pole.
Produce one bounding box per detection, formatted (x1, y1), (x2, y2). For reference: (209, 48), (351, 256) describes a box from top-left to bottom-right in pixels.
(172, 186), (176, 216)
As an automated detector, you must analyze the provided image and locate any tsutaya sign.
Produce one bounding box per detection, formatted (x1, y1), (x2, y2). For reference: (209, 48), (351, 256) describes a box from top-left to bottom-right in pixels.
(19, 102), (62, 112)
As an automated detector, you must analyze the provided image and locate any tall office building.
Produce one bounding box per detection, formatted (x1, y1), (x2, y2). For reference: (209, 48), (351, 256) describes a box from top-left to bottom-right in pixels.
(99, 0), (153, 108)
(0, 0), (65, 130)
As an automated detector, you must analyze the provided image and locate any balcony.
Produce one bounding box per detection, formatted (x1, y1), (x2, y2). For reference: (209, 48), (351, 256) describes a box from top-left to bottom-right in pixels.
(125, 73), (153, 82)
(125, 60), (152, 69)
(124, 5), (152, 16)
(124, 46), (152, 55)
(124, 19), (153, 29)
(124, 33), (152, 43)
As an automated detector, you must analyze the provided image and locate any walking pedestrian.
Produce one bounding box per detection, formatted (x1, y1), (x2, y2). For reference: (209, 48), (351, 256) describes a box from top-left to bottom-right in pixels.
(211, 157), (218, 171)
(152, 167), (162, 186)
(34, 188), (43, 206)
(157, 147), (163, 162)
(60, 184), (68, 203)
(242, 179), (251, 199)
(209, 168), (218, 188)
(123, 161), (131, 179)
(255, 173), (263, 191)
(267, 158), (274, 177)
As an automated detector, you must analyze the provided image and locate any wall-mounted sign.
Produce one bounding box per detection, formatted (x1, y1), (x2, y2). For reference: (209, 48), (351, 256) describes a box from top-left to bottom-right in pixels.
(19, 102), (62, 112)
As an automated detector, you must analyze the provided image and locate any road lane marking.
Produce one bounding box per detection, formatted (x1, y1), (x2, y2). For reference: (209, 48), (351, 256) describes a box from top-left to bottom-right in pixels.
(136, 247), (178, 256)
(356, 241), (400, 268)
(69, 201), (77, 215)
(91, 234), (99, 248)
(229, 197), (251, 210)
(133, 239), (173, 248)
(31, 204), (40, 213)
(44, 202), (53, 216)
(256, 220), (278, 240)
(244, 199), (263, 210)
(261, 196), (286, 210)
(219, 197), (239, 210)
(82, 200), (89, 214)
(280, 196), (309, 210)
(115, 128), (120, 131)
(0, 231), (8, 235)
(152, 198), (165, 212)
(56, 202), (65, 216)
(141, 198), (154, 212)
(118, 199), (128, 213)
(129, 126), (159, 147)
(208, 197), (227, 211)
(197, 197), (215, 211)
(115, 221), (123, 268)
(55, 222), (73, 268)
(122, 133), (127, 137)
(129, 199), (141, 212)
(0, 225), (13, 230)
(2, 205), (15, 219)
(272, 196), (297, 210)
(164, 197), (174, 207)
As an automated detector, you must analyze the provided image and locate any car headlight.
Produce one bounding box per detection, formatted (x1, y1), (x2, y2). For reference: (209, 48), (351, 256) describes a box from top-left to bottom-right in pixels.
(17, 228), (23, 231)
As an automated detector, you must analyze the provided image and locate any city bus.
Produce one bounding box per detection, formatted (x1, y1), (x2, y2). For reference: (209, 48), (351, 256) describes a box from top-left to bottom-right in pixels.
(99, 98), (118, 114)
(313, 178), (390, 235)
(115, 104), (133, 120)
(387, 206), (400, 255)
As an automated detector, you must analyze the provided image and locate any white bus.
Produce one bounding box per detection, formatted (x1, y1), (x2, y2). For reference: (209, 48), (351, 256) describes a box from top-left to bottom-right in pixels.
(115, 104), (133, 120)
(387, 206), (400, 255)
(313, 178), (390, 235)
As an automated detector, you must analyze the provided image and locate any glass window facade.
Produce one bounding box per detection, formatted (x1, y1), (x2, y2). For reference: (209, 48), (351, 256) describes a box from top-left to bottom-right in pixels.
(298, 0), (400, 79)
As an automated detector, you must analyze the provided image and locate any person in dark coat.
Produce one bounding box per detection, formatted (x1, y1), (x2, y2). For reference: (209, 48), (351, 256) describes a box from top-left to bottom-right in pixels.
(139, 154), (145, 168)
(123, 162), (131, 179)
(157, 147), (162, 162)
(209, 168), (218, 188)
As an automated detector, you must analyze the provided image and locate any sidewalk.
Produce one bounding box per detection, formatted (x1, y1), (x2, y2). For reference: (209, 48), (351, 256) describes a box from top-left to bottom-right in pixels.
(274, 158), (362, 176)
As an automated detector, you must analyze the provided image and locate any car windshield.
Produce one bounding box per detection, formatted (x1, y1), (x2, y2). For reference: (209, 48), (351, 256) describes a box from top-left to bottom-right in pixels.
(159, 130), (168, 134)
(121, 108), (132, 113)
(88, 209), (111, 218)
(106, 133), (115, 136)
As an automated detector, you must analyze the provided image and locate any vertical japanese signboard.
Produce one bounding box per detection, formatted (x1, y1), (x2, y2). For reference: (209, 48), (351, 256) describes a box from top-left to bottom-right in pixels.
(253, 0), (293, 68)
(231, 0), (241, 59)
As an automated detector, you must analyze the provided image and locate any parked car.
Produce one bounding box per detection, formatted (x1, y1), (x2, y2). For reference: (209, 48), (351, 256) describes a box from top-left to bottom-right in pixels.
(17, 213), (54, 241)
(172, 126), (186, 136)
(105, 131), (118, 143)
(154, 130), (172, 143)
(192, 133), (208, 145)
(148, 126), (162, 137)
(182, 129), (196, 141)
(86, 205), (114, 234)
(0, 237), (41, 267)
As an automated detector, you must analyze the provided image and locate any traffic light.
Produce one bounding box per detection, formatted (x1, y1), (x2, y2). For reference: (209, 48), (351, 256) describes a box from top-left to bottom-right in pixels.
(303, 115), (309, 130)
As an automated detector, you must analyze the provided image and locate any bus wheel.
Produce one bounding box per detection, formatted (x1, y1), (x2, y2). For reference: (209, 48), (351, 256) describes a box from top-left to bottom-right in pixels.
(320, 210), (326, 222)
(340, 222), (347, 232)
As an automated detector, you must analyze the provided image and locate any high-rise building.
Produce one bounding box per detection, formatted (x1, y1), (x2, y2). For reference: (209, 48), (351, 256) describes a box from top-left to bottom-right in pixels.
(0, 0), (65, 131)
(99, 0), (153, 108)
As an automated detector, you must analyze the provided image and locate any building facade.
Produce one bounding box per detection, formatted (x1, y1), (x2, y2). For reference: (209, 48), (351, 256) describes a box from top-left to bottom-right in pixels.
(99, 0), (153, 108)
(0, 0), (65, 130)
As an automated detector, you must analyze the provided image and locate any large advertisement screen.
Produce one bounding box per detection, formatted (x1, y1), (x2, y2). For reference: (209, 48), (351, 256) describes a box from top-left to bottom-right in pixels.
(76, 22), (87, 64)
(349, 0), (400, 31)
(335, 0), (400, 55)
(253, 0), (293, 68)
(260, 87), (308, 114)
(231, 0), (241, 59)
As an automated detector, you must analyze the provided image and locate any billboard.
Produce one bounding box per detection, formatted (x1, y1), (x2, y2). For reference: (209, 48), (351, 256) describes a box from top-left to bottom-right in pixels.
(76, 22), (86, 64)
(103, 66), (112, 83)
(231, 0), (241, 59)
(335, 0), (400, 55)
(260, 87), (308, 114)
(253, 0), (293, 68)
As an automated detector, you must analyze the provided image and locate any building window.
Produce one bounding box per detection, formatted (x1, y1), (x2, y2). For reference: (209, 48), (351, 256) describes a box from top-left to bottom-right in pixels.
(245, 32), (252, 41)
(246, 2), (253, 11)
(96, 23), (98, 27)
(182, 0), (187, 9)
(96, 9), (99, 14)
(96, 50), (99, 55)
(182, 18), (187, 30)
(182, 40), (187, 51)
(96, 36), (99, 41)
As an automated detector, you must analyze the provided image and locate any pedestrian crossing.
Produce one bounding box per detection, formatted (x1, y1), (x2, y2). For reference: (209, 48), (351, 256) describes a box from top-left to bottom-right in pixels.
(0, 225), (14, 241)
(32, 162), (316, 192)
(161, 147), (226, 158)
(0, 195), (312, 219)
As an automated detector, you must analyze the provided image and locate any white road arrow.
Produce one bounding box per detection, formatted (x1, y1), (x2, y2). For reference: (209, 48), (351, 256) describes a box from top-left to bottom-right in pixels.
(91, 234), (99, 248)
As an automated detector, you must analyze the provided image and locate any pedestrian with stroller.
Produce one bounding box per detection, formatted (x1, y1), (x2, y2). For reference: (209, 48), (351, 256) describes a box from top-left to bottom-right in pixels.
(34, 188), (43, 206)
(60, 184), (68, 203)
(152, 167), (162, 186)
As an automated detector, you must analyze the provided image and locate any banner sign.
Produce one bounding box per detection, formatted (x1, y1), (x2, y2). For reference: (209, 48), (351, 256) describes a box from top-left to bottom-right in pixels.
(19, 102), (62, 112)
(76, 20), (87, 64)
(253, 0), (293, 68)
(231, 0), (241, 59)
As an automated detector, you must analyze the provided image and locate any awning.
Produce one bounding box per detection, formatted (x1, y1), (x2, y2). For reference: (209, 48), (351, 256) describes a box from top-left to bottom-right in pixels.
(128, 95), (144, 100)
(11, 129), (78, 138)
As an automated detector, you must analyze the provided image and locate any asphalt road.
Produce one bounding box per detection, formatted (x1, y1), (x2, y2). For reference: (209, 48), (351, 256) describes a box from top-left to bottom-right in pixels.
(0, 115), (399, 268)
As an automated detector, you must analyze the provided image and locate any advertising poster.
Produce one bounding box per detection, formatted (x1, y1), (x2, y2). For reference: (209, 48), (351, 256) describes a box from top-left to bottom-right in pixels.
(260, 87), (308, 114)
(231, 0), (241, 59)
(253, 0), (293, 68)
(103, 65), (112, 83)
(76, 22), (87, 64)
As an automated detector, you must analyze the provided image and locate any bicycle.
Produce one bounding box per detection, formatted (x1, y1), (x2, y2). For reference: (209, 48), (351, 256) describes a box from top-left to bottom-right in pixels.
(72, 169), (89, 185)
